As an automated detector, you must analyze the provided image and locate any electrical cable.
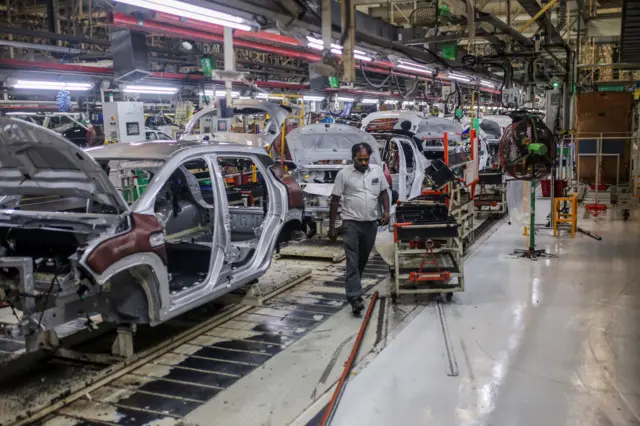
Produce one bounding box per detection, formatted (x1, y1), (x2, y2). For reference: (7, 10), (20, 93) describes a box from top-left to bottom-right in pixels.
(359, 61), (392, 89)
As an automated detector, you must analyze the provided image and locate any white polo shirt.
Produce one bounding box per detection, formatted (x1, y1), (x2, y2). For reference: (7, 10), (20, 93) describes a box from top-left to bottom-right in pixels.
(331, 164), (389, 221)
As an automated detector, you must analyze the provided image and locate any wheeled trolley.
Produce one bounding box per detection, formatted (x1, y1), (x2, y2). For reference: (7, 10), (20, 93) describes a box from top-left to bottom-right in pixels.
(390, 192), (465, 302)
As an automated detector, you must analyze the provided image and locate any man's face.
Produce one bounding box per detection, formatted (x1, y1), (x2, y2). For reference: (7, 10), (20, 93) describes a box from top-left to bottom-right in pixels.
(353, 148), (370, 173)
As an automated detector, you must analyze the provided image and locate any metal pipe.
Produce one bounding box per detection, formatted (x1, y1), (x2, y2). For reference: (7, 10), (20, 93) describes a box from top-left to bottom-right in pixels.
(111, 13), (322, 62)
(518, 0), (559, 33)
(0, 39), (89, 54)
(320, 291), (379, 426)
(152, 12), (303, 47)
(0, 25), (110, 46)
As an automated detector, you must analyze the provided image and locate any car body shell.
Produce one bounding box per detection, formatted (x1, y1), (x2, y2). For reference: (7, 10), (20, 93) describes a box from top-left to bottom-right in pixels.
(0, 117), (296, 350)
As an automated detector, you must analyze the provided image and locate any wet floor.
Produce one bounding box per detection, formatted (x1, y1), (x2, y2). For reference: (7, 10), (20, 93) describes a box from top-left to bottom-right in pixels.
(330, 210), (640, 426)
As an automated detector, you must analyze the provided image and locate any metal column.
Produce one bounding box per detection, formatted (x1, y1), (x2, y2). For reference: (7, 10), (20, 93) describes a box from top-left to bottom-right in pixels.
(223, 26), (235, 104)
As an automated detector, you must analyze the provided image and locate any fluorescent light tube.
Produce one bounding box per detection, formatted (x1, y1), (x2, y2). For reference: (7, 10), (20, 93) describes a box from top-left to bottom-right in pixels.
(303, 95), (325, 101)
(384, 99), (398, 104)
(354, 53), (373, 62)
(5, 111), (37, 115)
(256, 94), (282, 100)
(361, 98), (379, 104)
(306, 36), (342, 50)
(396, 64), (432, 75)
(308, 43), (342, 55)
(480, 79), (497, 88)
(308, 41), (372, 61)
(12, 80), (93, 90)
(124, 85), (178, 94)
(448, 72), (470, 82)
(337, 97), (355, 102)
(201, 90), (240, 97)
(115, 0), (253, 31)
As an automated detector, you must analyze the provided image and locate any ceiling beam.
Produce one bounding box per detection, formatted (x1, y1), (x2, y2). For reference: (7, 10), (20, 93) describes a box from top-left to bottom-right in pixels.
(515, 0), (563, 43)
(476, 11), (534, 46)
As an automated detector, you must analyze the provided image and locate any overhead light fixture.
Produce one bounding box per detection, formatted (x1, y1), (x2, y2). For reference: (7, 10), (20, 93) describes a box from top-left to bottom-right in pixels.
(115, 0), (256, 31)
(256, 93), (283, 100)
(361, 98), (379, 104)
(303, 95), (325, 102)
(402, 101), (415, 105)
(123, 85), (178, 94)
(480, 79), (497, 88)
(384, 99), (398, 104)
(396, 59), (433, 75)
(11, 80), (93, 91)
(239, 96), (252, 100)
(5, 111), (37, 115)
(448, 72), (471, 83)
(307, 37), (374, 62)
(201, 90), (240, 98)
(306, 36), (342, 51)
(337, 97), (355, 102)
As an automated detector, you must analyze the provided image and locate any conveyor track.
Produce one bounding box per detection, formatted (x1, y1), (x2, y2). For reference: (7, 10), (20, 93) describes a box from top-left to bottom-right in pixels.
(4, 257), (390, 426)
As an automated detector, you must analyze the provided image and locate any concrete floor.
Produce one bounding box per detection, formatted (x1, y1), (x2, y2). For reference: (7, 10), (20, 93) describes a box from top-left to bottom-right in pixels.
(183, 205), (640, 426)
(329, 209), (640, 426)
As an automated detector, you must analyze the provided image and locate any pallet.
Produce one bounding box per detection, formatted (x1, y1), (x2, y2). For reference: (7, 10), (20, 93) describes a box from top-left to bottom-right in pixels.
(277, 238), (346, 262)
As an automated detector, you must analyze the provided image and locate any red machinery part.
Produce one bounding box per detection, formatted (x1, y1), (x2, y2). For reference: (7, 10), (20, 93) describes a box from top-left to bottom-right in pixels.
(111, 13), (322, 62)
(153, 11), (303, 47)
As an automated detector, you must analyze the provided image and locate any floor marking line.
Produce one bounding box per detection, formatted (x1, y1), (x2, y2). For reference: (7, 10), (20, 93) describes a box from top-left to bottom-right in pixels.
(152, 361), (243, 377)
(171, 352), (261, 367)
(436, 301), (459, 377)
(127, 372), (225, 390)
(108, 402), (185, 418)
(107, 385), (208, 404)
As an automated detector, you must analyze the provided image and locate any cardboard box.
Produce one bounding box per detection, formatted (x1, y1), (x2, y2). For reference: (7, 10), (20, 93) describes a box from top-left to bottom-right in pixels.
(576, 92), (633, 135)
(576, 92), (633, 116)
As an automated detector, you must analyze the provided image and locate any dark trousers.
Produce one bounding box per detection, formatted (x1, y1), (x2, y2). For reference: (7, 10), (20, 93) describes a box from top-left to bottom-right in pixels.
(342, 220), (377, 301)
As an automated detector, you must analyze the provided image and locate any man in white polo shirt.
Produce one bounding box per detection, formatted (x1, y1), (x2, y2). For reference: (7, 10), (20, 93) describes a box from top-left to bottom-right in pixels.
(328, 142), (390, 315)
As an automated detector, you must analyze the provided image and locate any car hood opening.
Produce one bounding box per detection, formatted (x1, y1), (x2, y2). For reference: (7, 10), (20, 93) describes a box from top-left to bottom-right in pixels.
(0, 118), (129, 213)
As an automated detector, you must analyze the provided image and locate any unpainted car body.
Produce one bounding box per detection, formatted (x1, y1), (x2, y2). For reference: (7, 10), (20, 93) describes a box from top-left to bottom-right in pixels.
(361, 111), (465, 162)
(367, 130), (429, 203)
(180, 100), (287, 149)
(0, 118), (302, 351)
(285, 123), (391, 236)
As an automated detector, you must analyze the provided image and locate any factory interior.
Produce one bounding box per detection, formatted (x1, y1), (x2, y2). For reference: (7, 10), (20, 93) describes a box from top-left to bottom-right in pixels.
(0, 0), (638, 425)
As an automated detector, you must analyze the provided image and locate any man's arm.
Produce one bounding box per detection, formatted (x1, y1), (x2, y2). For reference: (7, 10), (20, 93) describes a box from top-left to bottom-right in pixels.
(378, 191), (390, 225)
(329, 194), (340, 239)
(328, 171), (345, 241)
(378, 167), (390, 225)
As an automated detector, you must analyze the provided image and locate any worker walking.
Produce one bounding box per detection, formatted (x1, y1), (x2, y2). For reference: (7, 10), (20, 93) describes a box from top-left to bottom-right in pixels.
(328, 143), (390, 315)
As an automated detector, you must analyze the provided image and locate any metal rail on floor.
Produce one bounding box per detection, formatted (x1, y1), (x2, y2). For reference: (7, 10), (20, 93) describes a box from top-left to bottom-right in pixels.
(9, 271), (314, 426)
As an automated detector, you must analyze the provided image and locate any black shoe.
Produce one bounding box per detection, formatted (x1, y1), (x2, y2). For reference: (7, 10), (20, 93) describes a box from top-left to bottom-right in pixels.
(350, 298), (365, 316)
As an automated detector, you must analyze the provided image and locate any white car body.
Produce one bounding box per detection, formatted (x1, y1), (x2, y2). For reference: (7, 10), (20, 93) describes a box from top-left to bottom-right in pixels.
(285, 123), (390, 236)
(361, 111), (464, 161)
(180, 100), (287, 149)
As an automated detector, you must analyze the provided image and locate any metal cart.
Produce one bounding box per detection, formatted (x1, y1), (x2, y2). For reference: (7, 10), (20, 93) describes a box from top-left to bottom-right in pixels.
(390, 187), (465, 302)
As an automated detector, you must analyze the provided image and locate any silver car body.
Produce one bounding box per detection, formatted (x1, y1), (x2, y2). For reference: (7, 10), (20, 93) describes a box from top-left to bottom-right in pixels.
(285, 123), (390, 234)
(361, 111), (464, 157)
(180, 100), (288, 148)
(369, 132), (429, 202)
(0, 118), (289, 350)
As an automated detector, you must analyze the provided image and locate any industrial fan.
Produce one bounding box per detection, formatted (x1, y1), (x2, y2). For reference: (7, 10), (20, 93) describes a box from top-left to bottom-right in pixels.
(499, 115), (555, 181)
(499, 115), (556, 260)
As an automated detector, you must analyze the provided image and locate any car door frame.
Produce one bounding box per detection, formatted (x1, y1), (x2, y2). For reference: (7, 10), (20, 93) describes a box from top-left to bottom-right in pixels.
(212, 152), (286, 282)
(132, 150), (228, 321)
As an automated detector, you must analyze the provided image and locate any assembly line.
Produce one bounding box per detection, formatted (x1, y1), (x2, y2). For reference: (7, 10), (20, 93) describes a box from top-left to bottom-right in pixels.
(0, 1), (639, 425)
